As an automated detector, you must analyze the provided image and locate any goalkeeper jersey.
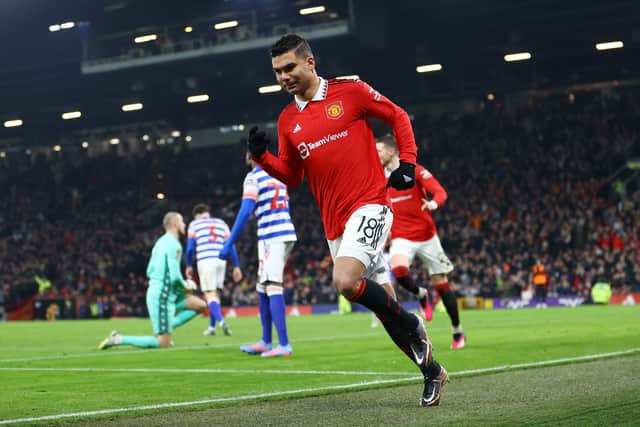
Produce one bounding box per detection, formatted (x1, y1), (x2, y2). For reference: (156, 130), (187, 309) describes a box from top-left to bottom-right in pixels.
(146, 232), (184, 292)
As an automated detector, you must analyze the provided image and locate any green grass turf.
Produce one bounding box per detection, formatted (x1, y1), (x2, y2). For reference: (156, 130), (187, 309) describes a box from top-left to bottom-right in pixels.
(0, 305), (638, 425)
(63, 354), (640, 427)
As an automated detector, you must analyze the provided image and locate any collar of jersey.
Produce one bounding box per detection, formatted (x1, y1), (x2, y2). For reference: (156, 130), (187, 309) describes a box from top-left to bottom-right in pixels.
(295, 76), (327, 111)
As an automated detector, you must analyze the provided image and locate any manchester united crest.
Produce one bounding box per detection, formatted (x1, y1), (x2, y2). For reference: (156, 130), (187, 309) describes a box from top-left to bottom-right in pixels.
(326, 101), (344, 119)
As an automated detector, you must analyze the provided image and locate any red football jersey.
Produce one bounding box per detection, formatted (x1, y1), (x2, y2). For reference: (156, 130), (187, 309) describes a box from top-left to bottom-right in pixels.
(387, 164), (447, 242)
(256, 77), (418, 240)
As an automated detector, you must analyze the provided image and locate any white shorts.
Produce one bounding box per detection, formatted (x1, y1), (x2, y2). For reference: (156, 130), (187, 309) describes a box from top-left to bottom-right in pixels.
(327, 204), (393, 285)
(389, 235), (454, 276)
(258, 240), (295, 284)
(197, 259), (227, 292)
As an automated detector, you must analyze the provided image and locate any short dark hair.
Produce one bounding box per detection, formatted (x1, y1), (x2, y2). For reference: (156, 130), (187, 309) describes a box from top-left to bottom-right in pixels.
(192, 203), (210, 217)
(270, 34), (313, 58)
(376, 134), (398, 152)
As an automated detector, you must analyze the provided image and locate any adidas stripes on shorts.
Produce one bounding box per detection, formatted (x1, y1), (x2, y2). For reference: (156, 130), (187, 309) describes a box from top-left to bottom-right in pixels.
(327, 204), (393, 285)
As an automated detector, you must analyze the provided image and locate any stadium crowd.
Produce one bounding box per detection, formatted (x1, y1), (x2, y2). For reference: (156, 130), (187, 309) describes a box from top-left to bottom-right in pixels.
(1, 86), (638, 318)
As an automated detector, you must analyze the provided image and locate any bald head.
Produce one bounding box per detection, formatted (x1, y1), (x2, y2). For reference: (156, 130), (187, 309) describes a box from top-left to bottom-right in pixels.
(162, 211), (182, 230)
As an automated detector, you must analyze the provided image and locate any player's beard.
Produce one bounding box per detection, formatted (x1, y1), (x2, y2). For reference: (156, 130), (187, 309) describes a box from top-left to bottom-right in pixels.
(282, 79), (301, 95)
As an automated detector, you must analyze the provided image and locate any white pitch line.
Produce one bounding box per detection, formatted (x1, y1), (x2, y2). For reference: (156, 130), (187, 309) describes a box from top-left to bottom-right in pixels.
(0, 347), (638, 425)
(0, 367), (416, 376)
(448, 347), (640, 377)
(0, 376), (420, 425)
(2, 348), (637, 379)
(0, 332), (387, 364)
(0, 325), (452, 364)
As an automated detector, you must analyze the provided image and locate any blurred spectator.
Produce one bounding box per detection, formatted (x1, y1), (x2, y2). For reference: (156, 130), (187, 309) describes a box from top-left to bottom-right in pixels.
(0, 87), (639, 318)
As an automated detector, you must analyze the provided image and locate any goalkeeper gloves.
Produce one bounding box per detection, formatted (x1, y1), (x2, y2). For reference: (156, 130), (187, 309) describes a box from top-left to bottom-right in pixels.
(387, 161), (416, 190)
(247, 126), (270, 157)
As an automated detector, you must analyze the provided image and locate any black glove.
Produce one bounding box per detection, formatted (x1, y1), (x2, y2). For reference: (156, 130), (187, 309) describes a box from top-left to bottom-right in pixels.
(247, 126), (270, 157)
(387, 161), (416, 190)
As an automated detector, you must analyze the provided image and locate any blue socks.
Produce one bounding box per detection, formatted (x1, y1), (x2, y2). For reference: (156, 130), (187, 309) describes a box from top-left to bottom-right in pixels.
(269, 292), (289, 347)
(259, 291), (272, 345)
(208, 301), (224, 327)
(120, 336), (159, 348)
(172, 309), (197, 328)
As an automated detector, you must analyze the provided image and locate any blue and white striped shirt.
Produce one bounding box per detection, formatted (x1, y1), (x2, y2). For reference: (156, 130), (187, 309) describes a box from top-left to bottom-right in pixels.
(243, 166), (297, 242)
(187, 215), (231, 264)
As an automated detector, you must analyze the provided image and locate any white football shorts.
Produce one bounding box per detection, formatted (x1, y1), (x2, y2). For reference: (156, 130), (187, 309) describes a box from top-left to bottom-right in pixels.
(389, 235), (454, 276)
(197, 258), (227, 292)
(258, 240), (295, 284)
(327, 204), (393, 285)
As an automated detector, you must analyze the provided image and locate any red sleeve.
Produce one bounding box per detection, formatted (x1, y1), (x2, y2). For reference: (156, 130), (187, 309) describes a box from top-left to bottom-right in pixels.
(418, 166), (448, 206)
(354, 80), (417, 164)
(252, 118), (305, 188)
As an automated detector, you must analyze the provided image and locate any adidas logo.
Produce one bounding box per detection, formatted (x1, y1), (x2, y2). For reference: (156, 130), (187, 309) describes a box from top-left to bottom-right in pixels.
(403, 175), (413, 183)
(357, 237), (367, 244)
(293, 123), (302, 134)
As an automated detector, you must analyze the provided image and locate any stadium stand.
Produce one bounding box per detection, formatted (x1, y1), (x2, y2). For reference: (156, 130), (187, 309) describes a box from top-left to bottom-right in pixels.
(1, 85), (638, 319)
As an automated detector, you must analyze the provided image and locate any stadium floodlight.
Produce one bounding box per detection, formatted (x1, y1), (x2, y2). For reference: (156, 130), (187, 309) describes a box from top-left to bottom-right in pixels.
(142, 134), (150, 141)
(53, 145), (62, 152)
(0, 152), (5, 158)
(336, 75), (360, 80)
(171, 130), (181, 137)
(4, 119), (23, 128)
(110, 138), (120, 145)
(156, 192), (166, 200)
(595, 41), (623, 51)
(49, 22), (75, 32)
(121, 102), (143, 112)
(187, 94), (210, 103)
(258, 84), (282, 94)
(504, 52), (532, 62)
(185, 135), (193, 142)
(487, 93), (495, 101)
(184, 26), (193, 33)
(62, 111), (82, 120)
(300, 6), (326, 15)
(134, 34), (157, 44)
(628, 159), (640, 170)
(416, 64), (443, 73)
(214, 20), (239, 30)
(81, 141), (89, 148)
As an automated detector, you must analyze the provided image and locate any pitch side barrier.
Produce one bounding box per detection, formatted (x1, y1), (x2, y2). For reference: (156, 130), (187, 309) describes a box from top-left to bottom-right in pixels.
(6, 293), (639, 320)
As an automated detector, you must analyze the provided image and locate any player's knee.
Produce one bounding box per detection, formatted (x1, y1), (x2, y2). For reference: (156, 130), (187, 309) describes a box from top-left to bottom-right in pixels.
(391, 265), (410, 279)
(157, 334), (172, 348)
(265, 283), (284, 296)
(333, 275), (361, 297)
(194, 299), (207, 313)
(205, 291), (219, 304)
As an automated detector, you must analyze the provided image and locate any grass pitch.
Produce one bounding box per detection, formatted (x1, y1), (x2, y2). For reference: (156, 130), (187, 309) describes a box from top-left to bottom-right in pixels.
(0, 305), (638, 426)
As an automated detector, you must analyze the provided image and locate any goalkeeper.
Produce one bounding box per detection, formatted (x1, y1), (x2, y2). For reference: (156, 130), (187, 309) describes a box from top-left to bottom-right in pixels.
(99, 212), (206, 350)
